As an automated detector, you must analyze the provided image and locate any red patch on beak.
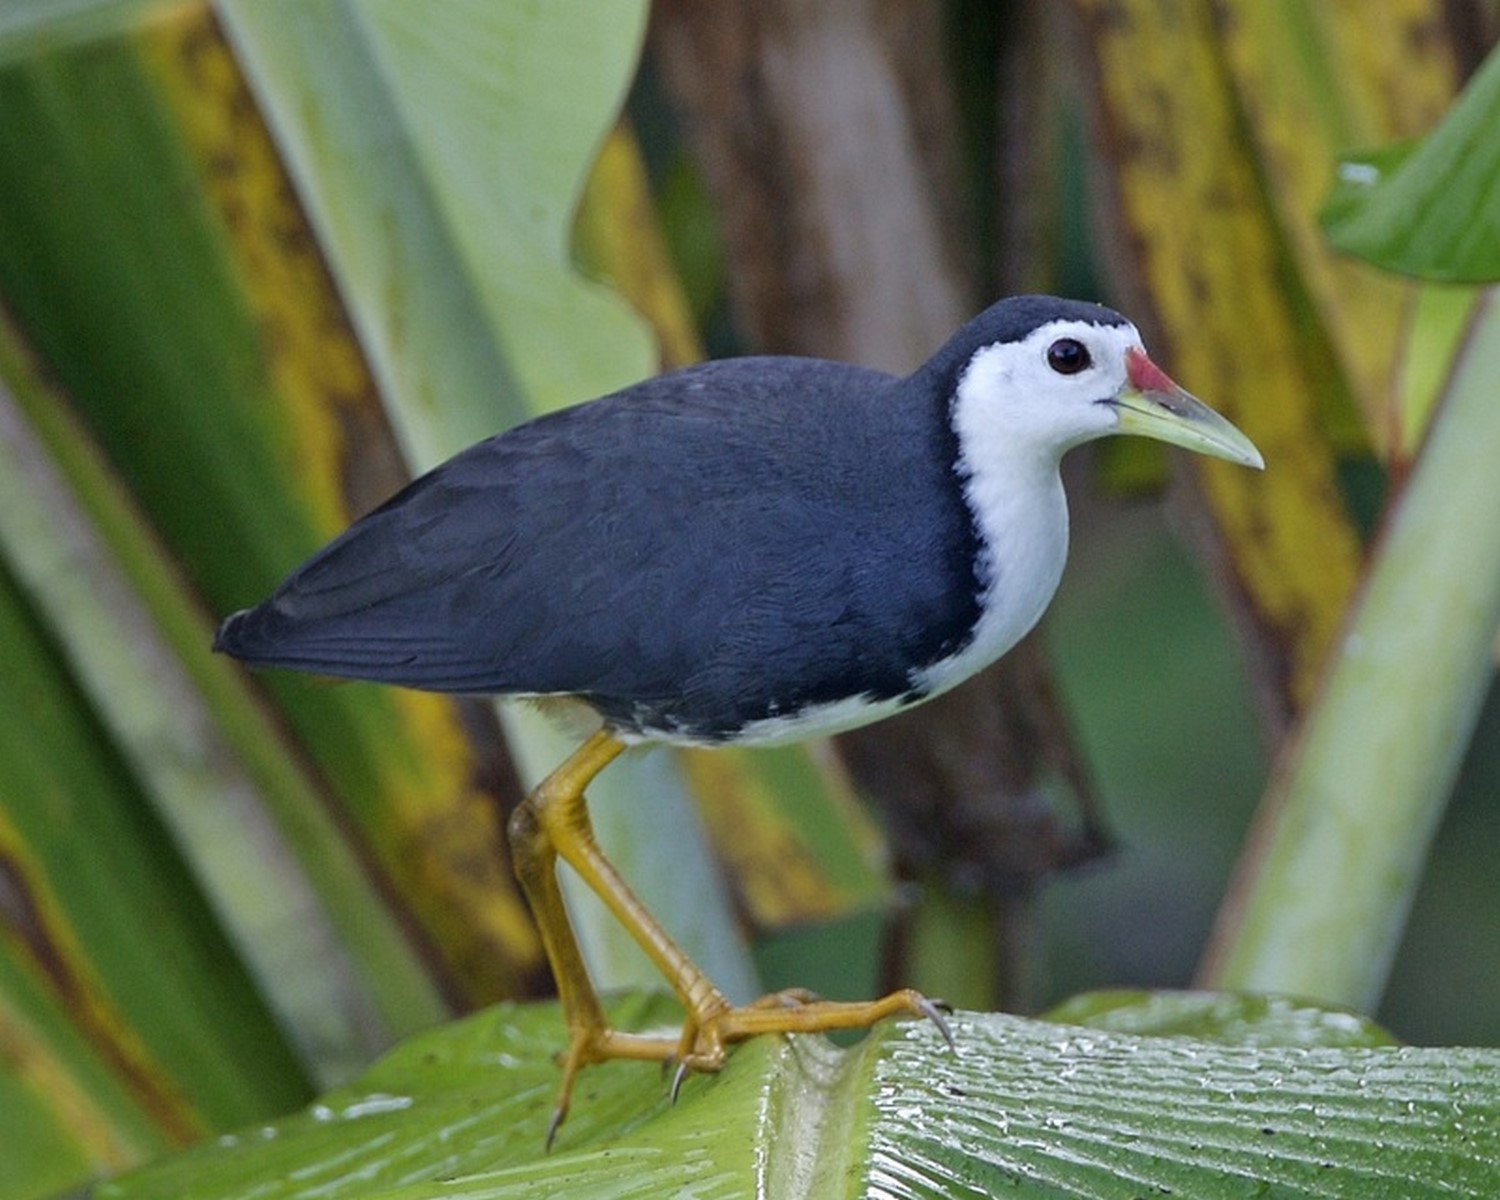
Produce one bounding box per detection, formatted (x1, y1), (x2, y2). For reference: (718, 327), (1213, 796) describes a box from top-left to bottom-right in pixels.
(1126, 347), (1178, 395)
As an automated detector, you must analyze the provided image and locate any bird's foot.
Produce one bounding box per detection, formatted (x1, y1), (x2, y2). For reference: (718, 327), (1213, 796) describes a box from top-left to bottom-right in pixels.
(546, 1024), (680, 1148)
(544, 988), (953, 1145)
(665, 986), (955, 1100)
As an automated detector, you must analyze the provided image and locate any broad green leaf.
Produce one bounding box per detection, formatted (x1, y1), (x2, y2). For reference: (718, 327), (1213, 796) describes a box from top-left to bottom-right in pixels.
(573, 121), (705, 372)
(0, 493), (303, 1142)
(218, 0), (658, 459)
(1316, 40), (1498, 451)
(1323, 45), (1500, 283)
(0, 965), (159, 1200)
(97, 992), (1500, 1199)
(0, 321), (379, 1099)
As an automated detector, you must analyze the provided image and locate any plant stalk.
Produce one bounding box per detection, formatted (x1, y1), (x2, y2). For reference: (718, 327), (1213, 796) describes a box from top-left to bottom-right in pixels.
(1200, 290), (1500, 1010)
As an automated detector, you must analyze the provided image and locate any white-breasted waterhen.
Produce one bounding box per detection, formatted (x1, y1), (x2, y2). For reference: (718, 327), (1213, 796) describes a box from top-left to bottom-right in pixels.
(216, 294), (1263, 1139)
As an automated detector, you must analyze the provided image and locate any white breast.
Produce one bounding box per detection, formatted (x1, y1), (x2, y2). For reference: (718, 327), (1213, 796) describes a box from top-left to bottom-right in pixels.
(912, 458), (1069, 699)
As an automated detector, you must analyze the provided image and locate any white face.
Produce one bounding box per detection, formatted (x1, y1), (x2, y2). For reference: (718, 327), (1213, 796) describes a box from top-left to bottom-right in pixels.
(951, 317), (1141, 465)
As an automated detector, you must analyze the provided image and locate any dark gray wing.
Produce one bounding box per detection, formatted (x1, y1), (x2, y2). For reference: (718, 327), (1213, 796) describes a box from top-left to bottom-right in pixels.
(216, 357), (981, 737)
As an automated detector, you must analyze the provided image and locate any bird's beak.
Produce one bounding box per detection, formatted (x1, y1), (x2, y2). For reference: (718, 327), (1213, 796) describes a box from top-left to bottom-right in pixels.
(1112, 348), (1265, 470)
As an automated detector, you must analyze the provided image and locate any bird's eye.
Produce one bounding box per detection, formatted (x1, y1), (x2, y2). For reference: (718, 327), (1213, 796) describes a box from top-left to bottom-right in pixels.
(1046, 338), (1091, 375)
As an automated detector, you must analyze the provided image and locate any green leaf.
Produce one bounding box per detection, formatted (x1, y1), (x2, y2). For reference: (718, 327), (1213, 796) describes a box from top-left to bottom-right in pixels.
(1322, 46), (1500, 282)
(219, 0), (659, 461)
(1046, 989), (1398, 1048)
(0, 350), (313, 1136)
(1391, 283), (1486, 454)
(0, 308), (438, 1095)
(0, 932), (174, 1195)
(97, 992), (1500, 1199)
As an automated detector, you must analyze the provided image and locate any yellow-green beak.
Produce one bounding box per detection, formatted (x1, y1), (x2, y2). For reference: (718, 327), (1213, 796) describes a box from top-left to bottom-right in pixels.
(1114, 348), (1264, 470)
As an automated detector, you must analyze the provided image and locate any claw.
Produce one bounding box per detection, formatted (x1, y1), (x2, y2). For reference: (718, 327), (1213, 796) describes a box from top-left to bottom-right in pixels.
(543, 1039), (585, 1152)
(916, 996), (957, 1052)
(669, 1059), (691, 1105)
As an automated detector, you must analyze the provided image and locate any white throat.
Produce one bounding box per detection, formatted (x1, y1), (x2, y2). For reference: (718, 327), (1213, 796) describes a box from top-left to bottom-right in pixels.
(912, 352), (1076, 697)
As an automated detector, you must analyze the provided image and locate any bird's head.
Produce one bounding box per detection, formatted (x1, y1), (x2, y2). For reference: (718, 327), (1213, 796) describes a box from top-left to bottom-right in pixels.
(941, 297), (1264, 471)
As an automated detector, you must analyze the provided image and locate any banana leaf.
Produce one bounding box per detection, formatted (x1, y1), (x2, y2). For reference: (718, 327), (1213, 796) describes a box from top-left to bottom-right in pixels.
(93, 990), (1500, 1199)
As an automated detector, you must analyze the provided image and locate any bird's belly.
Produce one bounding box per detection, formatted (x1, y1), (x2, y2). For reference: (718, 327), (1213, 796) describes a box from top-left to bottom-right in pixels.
(649, 689), (918, 749)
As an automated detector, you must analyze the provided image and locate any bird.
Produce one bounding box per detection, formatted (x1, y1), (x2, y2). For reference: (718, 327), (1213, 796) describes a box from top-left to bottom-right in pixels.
(215, 294), (1263, 1140)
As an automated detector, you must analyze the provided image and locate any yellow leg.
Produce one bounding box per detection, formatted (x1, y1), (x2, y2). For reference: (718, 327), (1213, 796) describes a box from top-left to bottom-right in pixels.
(510, 729), (952, 1144)
(507, 732), (683, 1143)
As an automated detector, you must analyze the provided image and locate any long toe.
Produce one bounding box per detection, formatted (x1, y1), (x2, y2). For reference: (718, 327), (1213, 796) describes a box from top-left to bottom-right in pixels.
(679, 986), (954, 1070)
(544, 1024), (685, 1149)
